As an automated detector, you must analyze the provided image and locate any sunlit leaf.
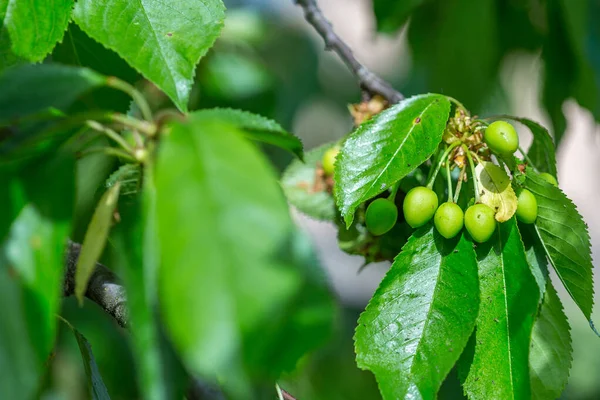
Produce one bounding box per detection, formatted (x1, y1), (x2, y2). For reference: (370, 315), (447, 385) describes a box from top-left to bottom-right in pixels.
(336, 94), (450, 227)
(155, 115), (333, 393)
(1, 0), (73, 61)
(530, 282), (573, 400)
(73, 0), (225, 111)
(523, 170), (595, 322)
(462, 218), (540, 399)
(112, 165), (186, 400)
(355, 227), (479, 399)
(75, 182), (121, 304)
(475, 162), (517, 222)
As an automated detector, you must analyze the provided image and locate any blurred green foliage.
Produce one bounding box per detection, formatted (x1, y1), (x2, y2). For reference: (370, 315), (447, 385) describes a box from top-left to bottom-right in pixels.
(376, 0), (600, 144)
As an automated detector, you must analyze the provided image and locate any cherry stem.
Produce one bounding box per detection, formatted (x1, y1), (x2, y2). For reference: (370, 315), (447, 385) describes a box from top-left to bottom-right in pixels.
(86, 120), (134, 154)
(426, 141), (461, 189)
(463, 144), (480, 203)
(388, 181), (401, 203)
(78, 146), (136, 162)
(445, 161), (453, 203)
(106, 77), (153, 122)
(446, 96), (470, 116)
(453, 166), (467, 203)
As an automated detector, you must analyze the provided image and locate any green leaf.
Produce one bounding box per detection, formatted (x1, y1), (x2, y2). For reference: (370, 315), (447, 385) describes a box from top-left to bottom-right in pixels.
(106, 163), (141, 198)
(0, 153), (74, 398)
(0, 4), (23, 72)
(372, 0), (424, 33)
(73, 0), (225, 111)
(407, 0), (499, 112)
(504, 116), (557, 178)
(520, 222), (549, 299)
(155, 115), (333, 393)
(75, 182), (121, 304)
(281, 143), (336, 221)
(335, 94), (450, 227)
(192, 108), (303, 159)
(523, 170), (595, 321)
(61, 319), (111, 400)
(355, 227), (479, 399)
(530, 282), (573, 400)
(112, 165), (186, 400)
(462, 218), (540, 399)
(475, 162), (518, 222)
(52, 23), (140, 113)
(1, 0), (73, 61)
(0, 64), (106, 123)
(243, 229), (336, 375)
(0, 258), (38, 399)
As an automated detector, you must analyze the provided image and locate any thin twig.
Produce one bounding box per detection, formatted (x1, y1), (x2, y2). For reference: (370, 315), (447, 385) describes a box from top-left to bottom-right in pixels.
(293, 0), (403, 104)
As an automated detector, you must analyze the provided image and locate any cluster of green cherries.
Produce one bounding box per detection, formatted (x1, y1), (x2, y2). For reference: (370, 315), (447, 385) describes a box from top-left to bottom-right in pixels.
(324, 120), (558, 243)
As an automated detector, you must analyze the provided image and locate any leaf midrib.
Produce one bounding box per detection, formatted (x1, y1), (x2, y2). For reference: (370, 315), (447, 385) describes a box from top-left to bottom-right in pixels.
(361, 99), (439, 203)
(496, 227), (516, 398)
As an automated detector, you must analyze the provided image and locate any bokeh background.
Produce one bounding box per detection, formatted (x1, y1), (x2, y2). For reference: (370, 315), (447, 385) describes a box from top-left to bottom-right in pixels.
(49, 1), (600, 398)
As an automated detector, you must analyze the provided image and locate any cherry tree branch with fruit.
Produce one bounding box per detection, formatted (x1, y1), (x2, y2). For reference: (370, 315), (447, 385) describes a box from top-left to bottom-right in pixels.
(0, 0), (597, 399)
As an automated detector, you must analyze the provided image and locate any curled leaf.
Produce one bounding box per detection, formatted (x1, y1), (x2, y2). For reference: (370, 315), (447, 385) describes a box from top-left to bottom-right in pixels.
(475, 162), (517, 222)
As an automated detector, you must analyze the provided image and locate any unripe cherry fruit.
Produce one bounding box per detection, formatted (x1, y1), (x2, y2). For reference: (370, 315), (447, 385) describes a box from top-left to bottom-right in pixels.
(365, 198), (398, 236)
(484, 121), (519, 154)
(322, 146), (340, 176)
(464, 204), (496, 243)
(516, 188), (538, 224)
(434, 202), (464, 239)
(403, 186), (439, 228)
(539, 172), (558, 187)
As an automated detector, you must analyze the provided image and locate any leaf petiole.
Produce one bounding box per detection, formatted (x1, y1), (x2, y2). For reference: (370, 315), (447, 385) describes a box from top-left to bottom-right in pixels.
(106, 76), (153, 122)
(86, 120), (134, 154)
(78, 146), (136, 162)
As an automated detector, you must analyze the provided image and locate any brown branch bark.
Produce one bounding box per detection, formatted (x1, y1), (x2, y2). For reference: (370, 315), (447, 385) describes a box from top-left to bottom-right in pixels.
(293, 0), (404, 104)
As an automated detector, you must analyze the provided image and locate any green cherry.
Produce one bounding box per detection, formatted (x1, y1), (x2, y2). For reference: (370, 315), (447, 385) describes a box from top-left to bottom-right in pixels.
(365, 198), (398, 236)
(434, 202), (464, 239)
(322, 146), (340, 176)
(539, 172), (558, 187)
(516, 189), (538, 224)
(484, 121), (519, 154)
(403, 186), (439, 228)
(464, 204), (496, 243)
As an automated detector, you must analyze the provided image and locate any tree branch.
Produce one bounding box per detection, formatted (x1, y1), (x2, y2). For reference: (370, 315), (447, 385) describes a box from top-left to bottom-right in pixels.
(63, 241), (295, 400)
(64, 241), (128, 328)
(293, 0), (404, 104)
